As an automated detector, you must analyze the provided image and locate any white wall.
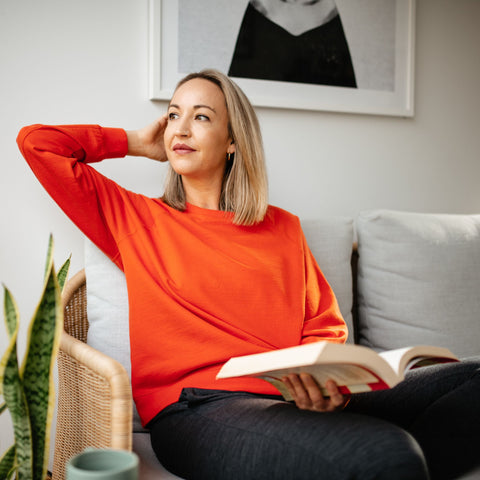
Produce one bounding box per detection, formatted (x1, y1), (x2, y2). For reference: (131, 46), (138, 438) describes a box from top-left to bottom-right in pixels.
(1, 0), (479, 455)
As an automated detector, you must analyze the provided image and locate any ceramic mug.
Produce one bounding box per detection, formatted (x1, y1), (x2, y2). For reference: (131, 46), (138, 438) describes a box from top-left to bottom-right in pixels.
(66, 448), (139, 480)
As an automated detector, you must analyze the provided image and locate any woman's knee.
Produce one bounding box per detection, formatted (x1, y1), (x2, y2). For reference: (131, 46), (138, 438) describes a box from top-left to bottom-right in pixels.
(330, 421), (429, 480)
(372, 429), (428, 480)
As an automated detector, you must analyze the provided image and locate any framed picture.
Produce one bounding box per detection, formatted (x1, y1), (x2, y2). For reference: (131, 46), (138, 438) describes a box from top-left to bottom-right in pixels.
(149, 0), (415, 117)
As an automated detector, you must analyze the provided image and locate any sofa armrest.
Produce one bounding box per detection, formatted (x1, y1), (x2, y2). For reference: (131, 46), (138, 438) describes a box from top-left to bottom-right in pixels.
(52, 271), (133, 480)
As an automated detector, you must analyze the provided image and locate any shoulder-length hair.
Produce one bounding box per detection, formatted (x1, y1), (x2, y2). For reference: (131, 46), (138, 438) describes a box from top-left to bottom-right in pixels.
(162, 69), (268, 226)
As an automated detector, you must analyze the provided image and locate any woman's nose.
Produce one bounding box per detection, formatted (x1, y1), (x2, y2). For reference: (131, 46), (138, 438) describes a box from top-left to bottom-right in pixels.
(175, 118), (190, 136)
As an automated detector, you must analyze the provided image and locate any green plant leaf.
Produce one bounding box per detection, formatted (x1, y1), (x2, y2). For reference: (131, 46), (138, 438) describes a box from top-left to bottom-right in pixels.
(0, 285), (17, 395)
(0, 445), (16, 480)
(43, 234), (54, 283)
(57, 255), (71, 292)
(0, 286), (20, 390)
(3, 286), (18, 339)
(21, 254), (63, 480)
(0, 402), (6, 415)
(1, 287), (33, 480)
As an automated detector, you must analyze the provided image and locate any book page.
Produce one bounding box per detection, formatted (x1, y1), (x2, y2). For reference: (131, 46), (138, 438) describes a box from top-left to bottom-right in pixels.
(378, 345), (458, 376)
(261, 363), (380, 388)
(378, 347), (412, 376)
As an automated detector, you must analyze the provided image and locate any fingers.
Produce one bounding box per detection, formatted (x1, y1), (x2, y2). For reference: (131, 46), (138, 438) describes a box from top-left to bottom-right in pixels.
(140, 116), (168, 161)
(146, 115), (168, 140)
(154, 113), (168, 134)
(282, 374), (349, 413)
(323, 379), (343, 409)
(155, 115), (169, 162)
(126, 117), (168, 160)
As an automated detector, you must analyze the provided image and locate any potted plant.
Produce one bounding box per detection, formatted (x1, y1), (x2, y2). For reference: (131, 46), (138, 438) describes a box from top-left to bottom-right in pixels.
(0, 236), (70, 480)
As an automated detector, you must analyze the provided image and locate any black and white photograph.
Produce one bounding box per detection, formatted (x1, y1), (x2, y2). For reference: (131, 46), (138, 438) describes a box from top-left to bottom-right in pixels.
(150, 0), (415, 115)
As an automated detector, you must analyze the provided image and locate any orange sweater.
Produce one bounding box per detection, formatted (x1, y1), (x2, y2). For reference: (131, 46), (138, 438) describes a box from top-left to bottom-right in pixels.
(17, 124), (347, 425)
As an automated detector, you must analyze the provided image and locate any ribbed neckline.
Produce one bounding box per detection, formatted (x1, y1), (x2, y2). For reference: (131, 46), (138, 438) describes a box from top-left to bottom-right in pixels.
(184, 202), (235, 221)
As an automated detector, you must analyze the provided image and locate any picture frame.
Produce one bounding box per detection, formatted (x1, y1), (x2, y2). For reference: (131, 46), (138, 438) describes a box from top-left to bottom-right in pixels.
(149, 0), (415, 117)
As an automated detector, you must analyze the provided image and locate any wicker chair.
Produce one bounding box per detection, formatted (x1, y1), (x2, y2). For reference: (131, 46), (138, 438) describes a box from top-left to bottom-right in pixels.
(52, 269), (133, 480)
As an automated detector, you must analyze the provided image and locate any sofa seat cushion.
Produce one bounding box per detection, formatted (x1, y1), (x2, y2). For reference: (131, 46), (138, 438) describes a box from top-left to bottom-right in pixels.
(356, 210), (480, 358)
(133, 433), (183, 479)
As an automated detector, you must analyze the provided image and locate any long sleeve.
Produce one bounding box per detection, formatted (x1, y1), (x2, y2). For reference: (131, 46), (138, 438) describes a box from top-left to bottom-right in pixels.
(17, 124), (129, 266)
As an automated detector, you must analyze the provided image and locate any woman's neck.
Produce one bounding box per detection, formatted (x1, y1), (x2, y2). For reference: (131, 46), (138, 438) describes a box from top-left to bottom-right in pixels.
(183, 179), (222, 211)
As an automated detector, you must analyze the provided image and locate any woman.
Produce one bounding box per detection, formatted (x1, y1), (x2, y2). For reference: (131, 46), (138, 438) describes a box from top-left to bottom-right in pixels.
(18, 70), (479, 480)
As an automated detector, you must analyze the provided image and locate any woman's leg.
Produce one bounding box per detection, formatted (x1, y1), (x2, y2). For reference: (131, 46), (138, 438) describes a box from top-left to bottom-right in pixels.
(347, 358), (480, 479)
(149, 389), (428, 480)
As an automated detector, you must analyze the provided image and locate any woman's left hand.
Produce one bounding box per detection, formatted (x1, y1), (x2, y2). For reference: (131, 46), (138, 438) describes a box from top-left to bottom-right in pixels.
(126, 115), (168, 161)
(282, 374), (350, 412)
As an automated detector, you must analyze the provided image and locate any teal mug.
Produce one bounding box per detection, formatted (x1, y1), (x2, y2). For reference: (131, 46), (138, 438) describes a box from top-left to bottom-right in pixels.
(66, 448), (139, 480)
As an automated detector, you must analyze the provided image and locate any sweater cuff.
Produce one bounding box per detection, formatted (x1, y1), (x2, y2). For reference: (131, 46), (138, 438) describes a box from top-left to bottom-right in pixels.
(100, 127), (129, 160)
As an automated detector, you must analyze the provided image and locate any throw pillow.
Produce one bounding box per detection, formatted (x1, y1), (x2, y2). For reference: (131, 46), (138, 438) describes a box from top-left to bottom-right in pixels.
(356, 209), (480, 358)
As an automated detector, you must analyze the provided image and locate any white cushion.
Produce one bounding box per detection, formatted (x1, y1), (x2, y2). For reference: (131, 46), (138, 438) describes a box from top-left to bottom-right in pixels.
(356, 210), (480, 358)
(301, 217), (355, 343)
(84, 240), (146, 433)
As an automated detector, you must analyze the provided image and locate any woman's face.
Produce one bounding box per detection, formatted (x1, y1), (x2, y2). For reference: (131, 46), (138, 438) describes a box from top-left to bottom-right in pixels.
(164, 78), (235, 185)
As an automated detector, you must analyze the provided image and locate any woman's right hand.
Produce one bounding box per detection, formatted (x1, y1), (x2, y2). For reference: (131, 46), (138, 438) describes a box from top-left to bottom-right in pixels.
(126, 115), (168, 162)
(282, 374), (349, 413)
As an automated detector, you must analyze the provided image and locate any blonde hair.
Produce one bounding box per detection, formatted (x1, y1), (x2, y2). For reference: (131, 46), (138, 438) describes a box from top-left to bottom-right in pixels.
(162, 69), (268, 226)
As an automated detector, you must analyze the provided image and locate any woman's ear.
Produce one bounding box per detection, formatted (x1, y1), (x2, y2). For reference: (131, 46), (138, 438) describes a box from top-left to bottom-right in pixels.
(227, 141), (236, 154)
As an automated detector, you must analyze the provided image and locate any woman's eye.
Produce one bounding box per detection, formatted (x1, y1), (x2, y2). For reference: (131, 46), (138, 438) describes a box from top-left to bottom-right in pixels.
(196, 114), (209, 121)
(168, 112), (179, 120)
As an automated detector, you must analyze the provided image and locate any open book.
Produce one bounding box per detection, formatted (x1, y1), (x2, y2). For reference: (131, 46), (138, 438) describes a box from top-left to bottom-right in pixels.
(216, 342), (458, 399)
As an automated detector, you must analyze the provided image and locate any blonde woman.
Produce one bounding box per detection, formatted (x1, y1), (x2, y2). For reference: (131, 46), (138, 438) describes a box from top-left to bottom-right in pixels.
(18, 70), (479, 480)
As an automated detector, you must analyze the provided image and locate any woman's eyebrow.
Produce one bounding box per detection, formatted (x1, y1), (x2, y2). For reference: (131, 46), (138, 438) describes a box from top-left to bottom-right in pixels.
(168, 103), (216, 113)
(194, 104), (216, 113)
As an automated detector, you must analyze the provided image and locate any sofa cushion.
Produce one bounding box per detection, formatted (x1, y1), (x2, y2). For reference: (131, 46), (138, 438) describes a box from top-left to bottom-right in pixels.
(84, 240), (146, 433)
(133, 433), (183, 479)
(356, 210), (480, 358)
(301, 217), (354, 342)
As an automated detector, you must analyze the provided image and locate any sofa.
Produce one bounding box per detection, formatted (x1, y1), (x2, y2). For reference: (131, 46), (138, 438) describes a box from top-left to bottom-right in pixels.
(52, 209), (480, 480)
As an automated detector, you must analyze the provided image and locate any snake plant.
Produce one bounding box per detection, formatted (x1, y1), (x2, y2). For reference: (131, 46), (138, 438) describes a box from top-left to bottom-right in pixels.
(0, 235), (70, 480)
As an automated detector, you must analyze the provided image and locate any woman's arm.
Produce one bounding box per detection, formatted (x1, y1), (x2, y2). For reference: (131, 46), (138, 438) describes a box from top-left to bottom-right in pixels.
(286, 230), (349, 411)
(17, 124), (131, 266)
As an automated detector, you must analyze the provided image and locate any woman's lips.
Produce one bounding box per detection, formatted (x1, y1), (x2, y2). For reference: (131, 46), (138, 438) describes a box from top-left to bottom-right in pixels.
(173, 143), (195, 154)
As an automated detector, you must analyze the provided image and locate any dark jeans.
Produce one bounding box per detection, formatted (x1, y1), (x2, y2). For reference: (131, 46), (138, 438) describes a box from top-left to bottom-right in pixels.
(149, 358), (480, 480)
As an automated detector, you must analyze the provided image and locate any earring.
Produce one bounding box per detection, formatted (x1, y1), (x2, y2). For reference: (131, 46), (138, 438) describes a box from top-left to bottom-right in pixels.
(227, 152), (234, 161)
